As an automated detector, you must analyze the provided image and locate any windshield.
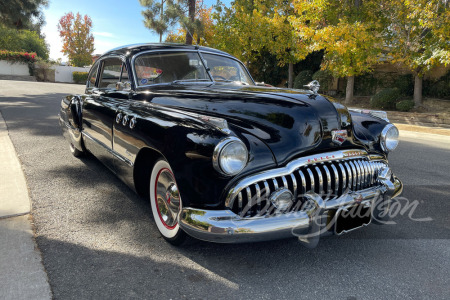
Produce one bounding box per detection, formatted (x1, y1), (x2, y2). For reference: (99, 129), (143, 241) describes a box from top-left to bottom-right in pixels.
(133, 51), (254, 86)
(201, 53), (254, 85)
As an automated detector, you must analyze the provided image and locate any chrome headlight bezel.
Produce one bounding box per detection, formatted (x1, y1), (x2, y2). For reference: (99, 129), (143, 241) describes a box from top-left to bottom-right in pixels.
(213, 137), (248, 176)
(380, 124), (399, 152)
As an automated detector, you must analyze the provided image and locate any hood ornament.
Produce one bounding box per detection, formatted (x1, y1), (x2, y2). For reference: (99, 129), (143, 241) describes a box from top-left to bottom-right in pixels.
(304, 80), (320, 95)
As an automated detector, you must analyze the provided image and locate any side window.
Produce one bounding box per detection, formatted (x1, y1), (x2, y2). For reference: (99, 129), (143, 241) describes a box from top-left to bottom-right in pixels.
(87, 60), (100, 87)
(98, 57), (124, 89)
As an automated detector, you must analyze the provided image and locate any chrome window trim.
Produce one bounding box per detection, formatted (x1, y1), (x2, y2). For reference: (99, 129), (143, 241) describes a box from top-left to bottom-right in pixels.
(225, 149), (387, 208)
(130, 48), (256, 89)
(95, 54), (129, 92)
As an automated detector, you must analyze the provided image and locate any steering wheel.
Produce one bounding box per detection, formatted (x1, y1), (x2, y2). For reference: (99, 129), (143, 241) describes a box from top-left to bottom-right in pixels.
(213, 75), (227, 81)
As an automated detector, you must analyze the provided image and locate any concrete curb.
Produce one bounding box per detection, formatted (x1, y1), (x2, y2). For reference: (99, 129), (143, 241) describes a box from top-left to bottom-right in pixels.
(394, 124), (450, 136)
(0, 111), (52, 300)
(388, 111), (450, 128)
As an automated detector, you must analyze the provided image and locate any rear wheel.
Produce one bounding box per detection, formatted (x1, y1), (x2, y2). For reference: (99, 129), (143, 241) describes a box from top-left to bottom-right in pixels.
(150, 159), (186, 245)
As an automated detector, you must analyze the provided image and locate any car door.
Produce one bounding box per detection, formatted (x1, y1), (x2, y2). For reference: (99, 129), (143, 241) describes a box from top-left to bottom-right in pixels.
(82, 56), (129, 171)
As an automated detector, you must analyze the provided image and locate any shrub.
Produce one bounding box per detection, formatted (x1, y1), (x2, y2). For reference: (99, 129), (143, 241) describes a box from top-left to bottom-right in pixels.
(0, 50), (37, 64)
(424, 71), (450, 100)
(0, 25), (49, 59)
(312, 70), (333, 92)
(34, 58), (54, 81)
(394, 74), (414, 96)
(396, 99), (415, 111)
(354, 73), (377, 96)
(293, 70), (313, 89)
(370, 88), (401, 110)
(73, 71), (89, 84)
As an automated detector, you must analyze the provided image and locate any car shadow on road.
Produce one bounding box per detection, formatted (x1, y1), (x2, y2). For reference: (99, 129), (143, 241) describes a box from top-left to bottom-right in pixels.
(0, 93), (71, 138)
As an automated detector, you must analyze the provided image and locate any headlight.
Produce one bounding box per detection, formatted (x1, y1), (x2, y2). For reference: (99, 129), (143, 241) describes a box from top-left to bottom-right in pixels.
(380, 124), (399, 152)
(213, 137), (248, 176)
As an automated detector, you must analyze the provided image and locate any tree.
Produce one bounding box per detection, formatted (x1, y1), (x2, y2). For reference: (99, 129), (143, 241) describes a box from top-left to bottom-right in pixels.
(290, 0), (382, 103)
(0, 24), (49, 59)
(140, 0), (197, 44)
(380, 0), (450, 107)
(212, 0), (310, 88)
(140, 0), (179, 42)
(165, 2), (214, 46)
(0, 0), (48, 33)
(57, 12), (95, 67)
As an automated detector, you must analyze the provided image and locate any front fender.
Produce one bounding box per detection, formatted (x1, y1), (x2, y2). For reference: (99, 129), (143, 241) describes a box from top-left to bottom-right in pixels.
(130, 106), (276, 209)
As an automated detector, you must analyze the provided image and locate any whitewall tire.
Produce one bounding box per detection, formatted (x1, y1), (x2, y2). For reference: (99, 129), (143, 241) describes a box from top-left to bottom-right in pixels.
(149, 159), (186, 245)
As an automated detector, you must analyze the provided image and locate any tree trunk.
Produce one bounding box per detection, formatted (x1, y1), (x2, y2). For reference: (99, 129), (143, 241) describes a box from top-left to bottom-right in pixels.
(414, 74), (423, 107)
(159, 0), (163, 43)
(185, 0), (195, 45)
(288, 63), (294, 88)
(345, 75), (355, 105)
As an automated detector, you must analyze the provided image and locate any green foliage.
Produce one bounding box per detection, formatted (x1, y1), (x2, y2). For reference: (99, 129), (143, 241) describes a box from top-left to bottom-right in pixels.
(0, 24), (48, 59)
(354, 73), (377, 96)
(72, 71), (89, 84)
(312, 70), (333, 92)
(248, 49), (287, 86)
(396, 99), (415, 111)
(0, 0), (48, 32)
(293, 70), (313, 89)
(370, 88), (401, 110)
(394, 74), (414, 96)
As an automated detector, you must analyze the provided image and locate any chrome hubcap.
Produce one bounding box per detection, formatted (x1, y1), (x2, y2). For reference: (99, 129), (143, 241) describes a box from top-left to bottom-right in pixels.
(155, 169), (181, 229)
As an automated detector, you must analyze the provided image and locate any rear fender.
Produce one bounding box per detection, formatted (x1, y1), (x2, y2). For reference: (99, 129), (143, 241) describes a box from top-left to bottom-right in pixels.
(60, 95), (84, 152)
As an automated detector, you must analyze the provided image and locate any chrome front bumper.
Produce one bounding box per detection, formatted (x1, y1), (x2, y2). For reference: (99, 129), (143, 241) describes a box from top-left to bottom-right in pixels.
(179, 175), (402, 245)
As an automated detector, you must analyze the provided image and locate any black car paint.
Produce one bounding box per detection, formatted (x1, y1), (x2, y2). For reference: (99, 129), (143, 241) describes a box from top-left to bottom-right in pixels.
(60, 44), (388, 210)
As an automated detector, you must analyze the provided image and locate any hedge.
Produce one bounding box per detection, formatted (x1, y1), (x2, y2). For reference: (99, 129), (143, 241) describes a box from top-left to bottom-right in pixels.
(370, 88), (401, 110)
(293, 70), (313, 89)
(0, 50), (37, 64)
(396, 99), (415, 111)
(73, 71), (89, 84)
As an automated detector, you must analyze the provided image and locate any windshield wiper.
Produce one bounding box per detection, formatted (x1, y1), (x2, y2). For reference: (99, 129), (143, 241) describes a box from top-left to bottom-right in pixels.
(171, 79), (212, 84)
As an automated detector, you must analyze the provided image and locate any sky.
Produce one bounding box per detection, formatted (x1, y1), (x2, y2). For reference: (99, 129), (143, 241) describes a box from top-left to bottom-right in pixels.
(42, 0), (231, 61)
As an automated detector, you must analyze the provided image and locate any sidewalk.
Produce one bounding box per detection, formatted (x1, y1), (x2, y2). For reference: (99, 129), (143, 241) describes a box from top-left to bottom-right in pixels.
(0, 112), (51, 300)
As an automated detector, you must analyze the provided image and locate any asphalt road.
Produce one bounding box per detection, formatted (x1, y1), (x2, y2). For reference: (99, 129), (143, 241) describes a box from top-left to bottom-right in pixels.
(1, 80), (449, 300)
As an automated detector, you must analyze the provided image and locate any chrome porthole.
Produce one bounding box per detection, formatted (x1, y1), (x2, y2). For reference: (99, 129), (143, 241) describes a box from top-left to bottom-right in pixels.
(116, 113), (122, 124)
(129, 117), (136, 129)
(122, 115), (129, 126)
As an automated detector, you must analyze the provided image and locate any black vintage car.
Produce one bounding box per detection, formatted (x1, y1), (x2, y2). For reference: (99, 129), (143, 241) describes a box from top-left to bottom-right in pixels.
(59, 43), (403, 247)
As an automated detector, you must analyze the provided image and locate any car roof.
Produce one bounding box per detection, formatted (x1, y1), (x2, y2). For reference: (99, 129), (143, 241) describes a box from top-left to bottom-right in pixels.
(100, 43), (234, 59)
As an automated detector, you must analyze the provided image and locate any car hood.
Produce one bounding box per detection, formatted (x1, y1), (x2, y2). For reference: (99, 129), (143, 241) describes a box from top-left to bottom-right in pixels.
(134, 84), (354, 165)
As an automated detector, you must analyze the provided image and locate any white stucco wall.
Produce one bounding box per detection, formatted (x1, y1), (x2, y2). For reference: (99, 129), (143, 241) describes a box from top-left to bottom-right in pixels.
(52, 65), (90, 83)
(0, 60), (30, 76)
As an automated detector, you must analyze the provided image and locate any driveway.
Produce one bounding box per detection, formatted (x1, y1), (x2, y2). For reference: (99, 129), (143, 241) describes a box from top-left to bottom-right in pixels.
(1, 80), (449, 299)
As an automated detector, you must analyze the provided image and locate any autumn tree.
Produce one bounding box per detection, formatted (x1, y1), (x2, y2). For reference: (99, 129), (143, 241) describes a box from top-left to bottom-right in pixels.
(57, 12), (95, 67)
(212, 0), (309, 87)
(290, 0), (382, 103)
(379, 0), (450, 107)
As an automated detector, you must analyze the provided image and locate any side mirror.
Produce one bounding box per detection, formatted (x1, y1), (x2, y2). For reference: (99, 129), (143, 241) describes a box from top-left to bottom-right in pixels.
(116, 81), (131, 91)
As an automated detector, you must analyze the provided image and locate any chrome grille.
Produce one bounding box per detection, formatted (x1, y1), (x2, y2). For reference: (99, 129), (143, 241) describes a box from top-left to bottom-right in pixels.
(227, 156), (387, 218)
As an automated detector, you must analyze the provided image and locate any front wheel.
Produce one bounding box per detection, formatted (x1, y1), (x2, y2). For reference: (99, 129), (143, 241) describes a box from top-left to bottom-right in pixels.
(150, 159), (186, 245)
